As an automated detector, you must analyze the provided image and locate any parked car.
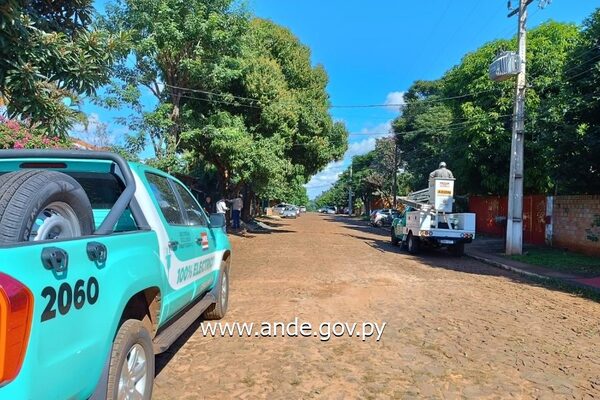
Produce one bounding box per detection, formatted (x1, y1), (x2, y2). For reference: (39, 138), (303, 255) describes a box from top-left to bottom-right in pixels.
(325, 206), (336, 214)
(370, 208), (400, 227)
(281, 206), (298, 218)
(299, 206), (307, 213)
(0, 150), (232, 400)
(273, 203), (289, 214)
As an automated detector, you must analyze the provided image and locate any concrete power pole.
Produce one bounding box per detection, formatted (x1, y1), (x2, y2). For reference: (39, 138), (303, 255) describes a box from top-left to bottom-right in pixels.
(392, 140), (398, 209)
(348, 164), (353, 215)
(505, 0), (529, 255)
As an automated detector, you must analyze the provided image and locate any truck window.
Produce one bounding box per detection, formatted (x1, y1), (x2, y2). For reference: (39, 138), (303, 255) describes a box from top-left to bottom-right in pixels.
(145, 173), (185, 225)
(67, 172), (139, 232)
(172, 181), (208, 227)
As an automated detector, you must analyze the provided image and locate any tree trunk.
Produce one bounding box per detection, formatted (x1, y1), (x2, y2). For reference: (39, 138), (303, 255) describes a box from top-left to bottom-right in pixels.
(241, 185), (253, 222)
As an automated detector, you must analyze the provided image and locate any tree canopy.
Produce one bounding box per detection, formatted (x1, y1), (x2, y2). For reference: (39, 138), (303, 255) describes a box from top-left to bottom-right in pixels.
(319, 11), (600, 211)
(392, 18), (599, 196)
(103, 1), (348, 211)
(0, 0), (124, 136)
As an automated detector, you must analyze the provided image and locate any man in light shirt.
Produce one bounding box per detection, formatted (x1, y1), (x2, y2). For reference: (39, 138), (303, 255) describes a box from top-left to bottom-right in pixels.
(230, 194), (243, 229)
(215, 197), (229, 233)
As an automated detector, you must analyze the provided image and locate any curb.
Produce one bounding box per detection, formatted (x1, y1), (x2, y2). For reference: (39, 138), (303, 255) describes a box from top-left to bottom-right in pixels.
(466, 252), (550, 281)
(466, 252), (600, 297)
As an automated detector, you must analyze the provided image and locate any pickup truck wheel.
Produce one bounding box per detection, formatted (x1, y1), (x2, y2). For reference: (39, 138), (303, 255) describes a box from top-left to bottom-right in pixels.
(203, 262), (229, 320)
(407, 233), (420, 254)
(107, 319), (154, 400)
(0, 170), (94, 243)
(375, 219), (383, 228)
(391, 229), (399, 246)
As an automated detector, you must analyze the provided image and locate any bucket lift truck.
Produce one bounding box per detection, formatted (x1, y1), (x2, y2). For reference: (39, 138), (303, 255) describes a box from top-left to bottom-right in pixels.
(390, 178), (476, 256)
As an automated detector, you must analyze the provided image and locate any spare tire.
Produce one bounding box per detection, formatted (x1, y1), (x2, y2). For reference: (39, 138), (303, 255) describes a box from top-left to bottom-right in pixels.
(0, 170), (94, 243)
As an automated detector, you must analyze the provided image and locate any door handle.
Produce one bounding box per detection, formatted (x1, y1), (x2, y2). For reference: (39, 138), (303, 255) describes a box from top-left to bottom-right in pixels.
(87, 242), (108, 263)
(41, 247), (68, 273)
(168, 241), (179, 250)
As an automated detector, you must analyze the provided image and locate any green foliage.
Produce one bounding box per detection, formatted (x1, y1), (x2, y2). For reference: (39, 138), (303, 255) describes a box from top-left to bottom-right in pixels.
(0, 0), (126, 136)
(315, 137), (409, 213)
(105, 3), (348, 209)
(392, 19), (598, 195)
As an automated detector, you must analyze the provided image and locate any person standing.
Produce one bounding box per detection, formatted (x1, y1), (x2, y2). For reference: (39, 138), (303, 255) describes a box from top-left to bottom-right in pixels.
(231, 194), (243, 229)
(216, 197), (228, 215)
(204, 196), (213, 213)
(429, 162), (454, 179)
(215, 197), (229, 233)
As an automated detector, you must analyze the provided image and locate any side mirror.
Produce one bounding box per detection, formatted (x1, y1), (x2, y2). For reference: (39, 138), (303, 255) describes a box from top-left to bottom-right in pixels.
(209, 213), (226, 228)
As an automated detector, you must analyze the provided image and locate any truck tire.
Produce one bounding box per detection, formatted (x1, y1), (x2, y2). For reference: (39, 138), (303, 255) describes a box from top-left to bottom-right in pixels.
(450, 243), (465, 257)
(0, 170), (94, 243)
(407, 232), (420, 254)
(391, 229), (399, 246)
(107, 319), (154, 400)
(203, 262), (229, 320)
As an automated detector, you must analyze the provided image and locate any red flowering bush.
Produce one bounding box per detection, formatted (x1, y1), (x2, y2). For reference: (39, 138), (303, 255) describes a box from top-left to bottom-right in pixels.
(0, 117), (71, 149)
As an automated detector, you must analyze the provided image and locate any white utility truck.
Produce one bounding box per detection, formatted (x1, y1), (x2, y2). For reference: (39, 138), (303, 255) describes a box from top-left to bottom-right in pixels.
(390, 177), (476, 256)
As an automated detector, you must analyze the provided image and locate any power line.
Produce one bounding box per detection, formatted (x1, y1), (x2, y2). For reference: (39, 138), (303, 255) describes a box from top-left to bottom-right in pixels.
(162, 51), (598, 111)
(330, 89), (500, 109)
(164, 83), (261, 104)
(430, 0), (483, 74)
(170, 91), (261, 109)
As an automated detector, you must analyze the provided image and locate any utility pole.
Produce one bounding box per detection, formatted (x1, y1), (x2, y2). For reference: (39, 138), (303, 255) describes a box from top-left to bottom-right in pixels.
(505, 0), (530, 255)
(348, 164), (353, 215)
(392, 140), (398, 209)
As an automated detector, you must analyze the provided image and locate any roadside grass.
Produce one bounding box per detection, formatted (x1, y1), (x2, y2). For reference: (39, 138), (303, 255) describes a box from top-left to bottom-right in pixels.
(509, 247), (600, 275)
(529, 275), (600, 303)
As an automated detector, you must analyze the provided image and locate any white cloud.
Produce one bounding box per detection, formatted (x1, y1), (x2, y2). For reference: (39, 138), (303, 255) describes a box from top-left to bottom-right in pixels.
(305, 121), (393, 199)
(384, 91), (405, 112)
(71, 113), (121, 147)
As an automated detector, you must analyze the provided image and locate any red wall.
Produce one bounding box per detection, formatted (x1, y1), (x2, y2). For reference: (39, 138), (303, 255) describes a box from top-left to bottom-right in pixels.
(469, 195), (547, 245)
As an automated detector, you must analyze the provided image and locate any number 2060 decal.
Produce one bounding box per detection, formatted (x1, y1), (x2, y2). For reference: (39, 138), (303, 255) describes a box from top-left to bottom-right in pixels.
(41, 278), (99, 322)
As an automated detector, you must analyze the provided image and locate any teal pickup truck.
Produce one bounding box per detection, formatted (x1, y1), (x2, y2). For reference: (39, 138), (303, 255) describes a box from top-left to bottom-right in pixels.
(0, 150), (232, 399)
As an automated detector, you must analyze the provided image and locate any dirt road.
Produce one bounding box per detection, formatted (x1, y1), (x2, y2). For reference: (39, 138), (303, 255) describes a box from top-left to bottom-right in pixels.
(154, 213), (600, 399)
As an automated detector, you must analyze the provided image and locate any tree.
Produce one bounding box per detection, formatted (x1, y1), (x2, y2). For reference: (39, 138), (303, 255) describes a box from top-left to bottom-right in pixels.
(392, 21), (587, 195)
(103, 0), (248, 169)
(104, 3), (348, 219)
(536, 10), (600, 194)
(315, 137), (413, 214)
(0, 0), (125, 136)
(182, 19), (348, 198)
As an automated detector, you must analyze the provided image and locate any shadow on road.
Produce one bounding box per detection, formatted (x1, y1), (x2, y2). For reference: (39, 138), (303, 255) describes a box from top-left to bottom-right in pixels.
(323, 215), (600, 297)
(155, 317), (204, 376)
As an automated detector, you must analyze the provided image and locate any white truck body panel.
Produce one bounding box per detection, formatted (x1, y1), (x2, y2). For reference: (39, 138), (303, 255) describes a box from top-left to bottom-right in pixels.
(403, 211), (476, 241)
(428, 178), (455, 213)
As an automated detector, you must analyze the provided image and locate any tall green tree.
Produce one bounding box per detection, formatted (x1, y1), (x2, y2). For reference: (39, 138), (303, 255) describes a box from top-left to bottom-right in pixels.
(103, 0), (248, 169)
(0, 0), (124, 136)
(393, 21), (588, 195)
(105, 2), (348, 217)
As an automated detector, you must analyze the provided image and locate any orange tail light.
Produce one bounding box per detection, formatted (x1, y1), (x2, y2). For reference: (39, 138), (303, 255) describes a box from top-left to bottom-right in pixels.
(0, 273), (33, 387)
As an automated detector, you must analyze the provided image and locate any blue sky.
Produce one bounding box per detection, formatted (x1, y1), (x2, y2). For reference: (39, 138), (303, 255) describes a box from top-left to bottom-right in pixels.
(86, 0), (599, 198)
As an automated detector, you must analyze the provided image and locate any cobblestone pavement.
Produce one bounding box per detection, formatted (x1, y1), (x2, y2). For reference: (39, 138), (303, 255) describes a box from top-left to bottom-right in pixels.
(154, 213), (600, 399)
